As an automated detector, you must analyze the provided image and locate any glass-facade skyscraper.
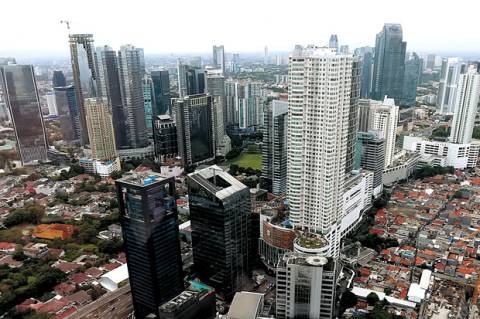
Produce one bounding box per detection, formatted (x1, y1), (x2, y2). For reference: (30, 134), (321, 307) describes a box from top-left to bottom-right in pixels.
(116, 172), (184, 319)
(54, 85), (81, 142)
(151, 70), (171, 116)
(401, 52), (423, 106)
(372, 24), (406, 104)
(52, 70), (66, 88)
(0, 64), (48, 164)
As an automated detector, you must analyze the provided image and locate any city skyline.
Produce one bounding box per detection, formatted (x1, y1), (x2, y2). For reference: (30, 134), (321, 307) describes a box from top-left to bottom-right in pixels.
(1, 0), (480, 58)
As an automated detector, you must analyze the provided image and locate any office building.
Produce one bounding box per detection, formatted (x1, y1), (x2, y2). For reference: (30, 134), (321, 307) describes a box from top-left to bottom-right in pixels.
(212, 45), (225, 73)
(225, 80), (264, 129)
(362, 97), (399, 168)
(339, 45), (349, 54)
(116, 172), (184, 318)
(231, 53), (240, 74)
(97, 46), (128, 148)
(177, 60), (206, 98)
(371, 24), (406, 104)
(151, 69), (171, 115)
(354, 47), (375, 98)
(436, 58), (467, 115)
(450, 66), (480, 144)
(401, 53), (423, 106)
(52, 70), (66, 88)
(264, 46), (269, 64)
(287, 46), (360, 257)
(276, 253), (337, 319)
(426, 54), (436, 70)
(206, 68), (231, 155)
(54, 85), (81, 142)
(328, 34), (338, 51)
(84, 97), (117, 160)
(174, 94), (215, 166)
(143, 74), (154, 134)
(262, 99), (288, 195)
(356, 131), (385, 197)
(187, 165), (250, 298)
(227, 292), (270, 319)
(0, 64), (48, 164)
(158, 284), (216, 319)
(153, 114), (178, 163)
(118, 44), (147, 148)
(69, 34), (101, 145)
(46, 92), (57, 115)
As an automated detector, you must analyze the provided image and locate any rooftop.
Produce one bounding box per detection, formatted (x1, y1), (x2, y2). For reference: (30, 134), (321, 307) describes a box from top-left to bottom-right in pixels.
(187, 165), (247, 200)
(295, 233), (328, 249)
(116, 171), (170, 187)
(228, 291), (264, 319)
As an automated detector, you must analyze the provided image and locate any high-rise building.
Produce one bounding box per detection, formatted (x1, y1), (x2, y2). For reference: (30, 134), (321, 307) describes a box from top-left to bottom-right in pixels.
(0, 64), (48, 164)
(97, 46), (128, 149)
(177, 60), (206, 98)
(436, 58), (467, 115)
(362, 97), (399, 168)
(401, 52), (423, 106)
(328, 34), (338, 51)
(187, 165), (250, 298)
(118, 45), (147, 148)
(84, 97), (117, 160)
(358, 100), (371, 132)
(371, 24), (406, 104)
(69, 34), (101, 145)
(356, 131), (385, 197)
(46, 92), (58, 115)
(151, 70), (171, 115)
(224, 80), (265, 129)
(276, 253), (337, 319)
(52, 70), (66, 88)
(450, 66), (480, 144)
(206, 68), (231, 156)
(143, 74), (154, 135)
(262, 99), (288, 195)
(174, 94), (215, 166)
(426, 54), (436, 70)
(212, 45), (225, 73)
(287, 46), (360, 257)
(231, 53), (240, 74)
(354, 47), (375, 98)
(54, 85), (81, 142)
(264, 46), (269, 64)
(339, 45), (349, 55)
(116, 172), (184, 318)
(153, 114), (178, 163)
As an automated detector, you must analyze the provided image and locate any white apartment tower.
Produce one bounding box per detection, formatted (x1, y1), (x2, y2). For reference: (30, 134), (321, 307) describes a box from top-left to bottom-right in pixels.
(450, 66), (480, 144)
(369, 97), (399, 168)
(287, 45), (360, 257)
(436, 58), (466, 115)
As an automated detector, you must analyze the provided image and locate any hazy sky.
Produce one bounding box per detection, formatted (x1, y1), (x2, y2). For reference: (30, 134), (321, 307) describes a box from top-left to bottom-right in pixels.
(1, 0), (479, 57)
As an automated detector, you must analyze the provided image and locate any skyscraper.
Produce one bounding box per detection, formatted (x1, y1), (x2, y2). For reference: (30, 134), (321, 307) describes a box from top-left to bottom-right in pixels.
(174, 94), (215, 166)
(262, 99), (288, 195)
(365, 97), (399, 168)
(52, 70), (66, 88)
(401, 52), (423, 106)
(153, 114), (178, 163)
(371, 24), (406, 103)
(143, 73), (154, 135)
(54, 85), (81, 142)
(276, 253), (337, 319)
(151, 70), (171, 115)
(355, 46), (375, 98)
(436, 58), (467, 115)
(0, 64), (48, 164)
(206, 68), (231, 156)
(116, 172), (184, 318)
(187, 165), (250, 298)
(287, 46), (360, 257)
(69, 34), (101, 145)
(97, 46), (128, 149)
(356, 131), (385, 196)
(177, 60), (206, 98)
(224, 80), (265, 129)
(264, 46), (269, 64)
(328, 34), (338, 51)
(212, 45), (225, 73)
(118, 44), (147, 148)
(450, 66), (480, 144)
(84, 98), (117, 160)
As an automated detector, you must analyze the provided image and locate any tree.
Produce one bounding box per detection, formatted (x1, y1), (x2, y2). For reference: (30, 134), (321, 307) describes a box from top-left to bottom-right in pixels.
(340, 290), (358, 309)
(110, 170), (124, 180)
(229, 164), (239, 176)
(367, 292), (380, 307)
(98, 238), (123, 255)
(4, 204), (45, 227)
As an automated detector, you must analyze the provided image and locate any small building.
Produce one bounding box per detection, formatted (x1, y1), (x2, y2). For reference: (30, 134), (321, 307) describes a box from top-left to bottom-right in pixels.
(227, 291), (266, 319)
(99, 263), (129, 291)
(158, 286), (216, 319)
(23, 243), (49, 259)
(0, 242), (16, 254)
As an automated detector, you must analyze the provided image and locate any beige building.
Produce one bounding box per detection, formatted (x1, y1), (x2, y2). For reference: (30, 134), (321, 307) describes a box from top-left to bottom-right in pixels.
(85, 98), (117, 160)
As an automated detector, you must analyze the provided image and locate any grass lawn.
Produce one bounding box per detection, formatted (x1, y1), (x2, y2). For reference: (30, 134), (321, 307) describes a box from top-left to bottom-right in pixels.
(230, 153), (262, 170)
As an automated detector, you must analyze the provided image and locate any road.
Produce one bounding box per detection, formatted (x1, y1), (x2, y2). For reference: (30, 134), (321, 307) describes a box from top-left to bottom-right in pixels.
(65, 284), (134, 319)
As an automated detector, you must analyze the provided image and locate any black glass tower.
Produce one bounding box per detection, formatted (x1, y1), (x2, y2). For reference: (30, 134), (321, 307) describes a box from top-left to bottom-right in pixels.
(187, 165), (251, 299)
(152, 70), (171, 116)
(54, 85), (81, 142)
(1, 65), (48, 164)
(52, 70), (67, 88)
(116, 172), (184, 318)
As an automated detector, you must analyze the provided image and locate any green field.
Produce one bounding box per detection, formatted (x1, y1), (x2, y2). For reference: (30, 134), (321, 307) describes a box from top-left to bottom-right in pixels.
(230, 153), (262, 170)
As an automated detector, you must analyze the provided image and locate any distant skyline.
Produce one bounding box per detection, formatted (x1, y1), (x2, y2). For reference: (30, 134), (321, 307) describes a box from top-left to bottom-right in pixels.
(1, 0), (479, 58)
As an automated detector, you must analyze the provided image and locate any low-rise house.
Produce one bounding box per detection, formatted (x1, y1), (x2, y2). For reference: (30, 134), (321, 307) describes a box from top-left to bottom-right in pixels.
(23, 243), (49, 258)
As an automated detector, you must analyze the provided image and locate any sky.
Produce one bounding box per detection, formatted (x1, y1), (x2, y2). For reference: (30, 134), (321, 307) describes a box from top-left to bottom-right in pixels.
(1, 0), (479, 58)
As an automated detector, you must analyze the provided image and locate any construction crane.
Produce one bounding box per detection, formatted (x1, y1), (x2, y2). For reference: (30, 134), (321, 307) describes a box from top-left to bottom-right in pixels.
(60, 20), (71, 33)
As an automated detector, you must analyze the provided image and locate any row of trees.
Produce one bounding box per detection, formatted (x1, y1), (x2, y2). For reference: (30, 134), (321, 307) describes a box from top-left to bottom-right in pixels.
(3, 204), (45, 228)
